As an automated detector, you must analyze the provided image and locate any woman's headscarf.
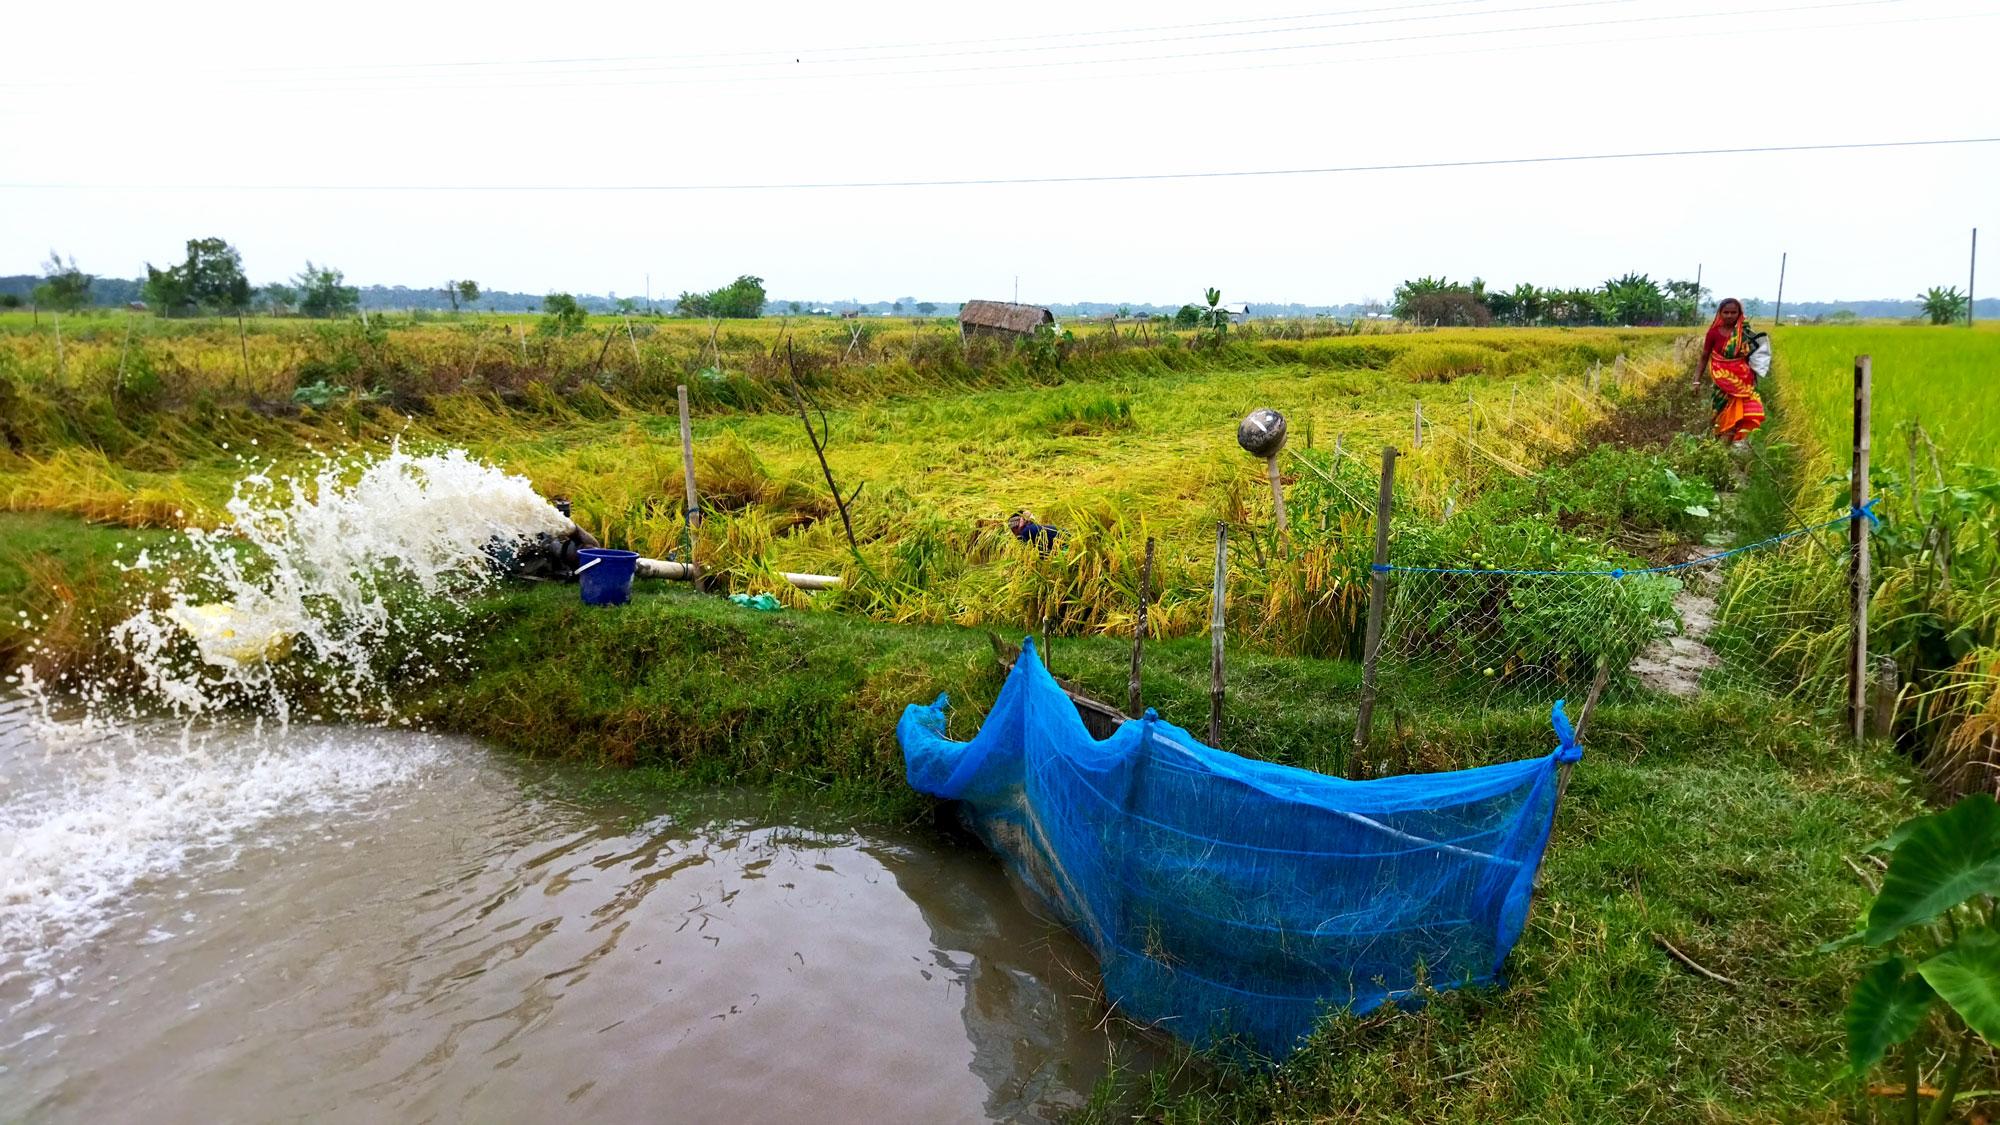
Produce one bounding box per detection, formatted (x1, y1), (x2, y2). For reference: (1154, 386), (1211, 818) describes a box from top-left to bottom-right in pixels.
(1710, 298), (1747, 355)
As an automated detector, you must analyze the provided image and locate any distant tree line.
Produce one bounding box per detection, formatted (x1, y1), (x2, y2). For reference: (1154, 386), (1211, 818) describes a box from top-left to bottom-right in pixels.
(673, 275), (767, 319)
(1389, 273), (1709, 328)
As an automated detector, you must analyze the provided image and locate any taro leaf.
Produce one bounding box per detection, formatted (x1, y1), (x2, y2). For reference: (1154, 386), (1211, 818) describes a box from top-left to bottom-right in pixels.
(1919, 930), (2000, 1044)
(1869, 814), (1928, 855)
(1866, 794), (2000, 945)
(1846, 956), (1936, 1073)
(1683, 505), (1712, 518)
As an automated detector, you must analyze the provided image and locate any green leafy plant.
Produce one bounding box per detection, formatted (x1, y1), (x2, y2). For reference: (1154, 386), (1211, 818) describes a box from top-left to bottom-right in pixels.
(1022, 323), (1073, 373)
(1837, 794), (2000, 1123)
(538, 292), (589, 337)
(1919, 286), (1971, 327)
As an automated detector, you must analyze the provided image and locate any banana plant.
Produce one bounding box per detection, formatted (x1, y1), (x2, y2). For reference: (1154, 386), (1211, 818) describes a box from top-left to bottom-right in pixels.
(1835, 794), (2000, 1123)
(1201, 287), (1229, 342)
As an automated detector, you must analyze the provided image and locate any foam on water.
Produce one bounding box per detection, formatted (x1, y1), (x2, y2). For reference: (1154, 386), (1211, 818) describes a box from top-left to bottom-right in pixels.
(0, 717), (446, 981)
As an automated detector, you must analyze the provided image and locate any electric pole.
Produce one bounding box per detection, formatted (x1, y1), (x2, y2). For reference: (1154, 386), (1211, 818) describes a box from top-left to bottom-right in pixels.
(1774, 252), (1787, 325)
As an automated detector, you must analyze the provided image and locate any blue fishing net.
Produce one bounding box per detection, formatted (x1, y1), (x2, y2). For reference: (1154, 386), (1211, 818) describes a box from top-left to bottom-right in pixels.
(897, 638), (1580, 1058)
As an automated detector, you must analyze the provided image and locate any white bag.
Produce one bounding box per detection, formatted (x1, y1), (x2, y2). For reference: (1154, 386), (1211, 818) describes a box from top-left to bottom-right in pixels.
(1747, 332), (1773, 379)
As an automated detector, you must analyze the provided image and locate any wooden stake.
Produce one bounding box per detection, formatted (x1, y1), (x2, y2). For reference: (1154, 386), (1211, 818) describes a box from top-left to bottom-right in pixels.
(1850, 354), (1872, 741)
(1209, 522), (1227, 746)
(624, 315), (642, 369)
(1577, 655), (1612, 742)
(1413, 401), (1424, 449)
(51, 310), (64, 378)
(517, 323), (527, 362)
(1353, 446), (1398, 754)
(236, 309), (251, 387)
(1129, 536), (1154, 718)
(1265, 455), (1288, 541)
(785, 340), (866, 564)
(593, 326), (617, 375)
(116, 309), (133, 387)
(677, 384), (701, 528)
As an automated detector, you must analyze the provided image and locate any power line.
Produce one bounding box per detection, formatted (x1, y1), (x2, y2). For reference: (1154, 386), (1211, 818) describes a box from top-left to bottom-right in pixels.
(207, 0), (1902, 94)
(8, 0), (1901, 95)
(239, 0), (1516, 74)
(6, 137), (1992, 194)
(284, 0), (1652, 80)
(0, 0), (1572, 88)
(875, 8), (1986, 100)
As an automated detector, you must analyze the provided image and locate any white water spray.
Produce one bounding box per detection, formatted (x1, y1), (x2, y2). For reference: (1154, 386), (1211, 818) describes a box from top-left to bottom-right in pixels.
(2, 447), (572, 979)
(81, 446), (572, 723)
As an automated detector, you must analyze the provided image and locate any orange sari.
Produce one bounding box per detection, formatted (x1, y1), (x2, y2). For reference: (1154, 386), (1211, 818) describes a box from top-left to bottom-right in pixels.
(1706, 317), (1764, 441)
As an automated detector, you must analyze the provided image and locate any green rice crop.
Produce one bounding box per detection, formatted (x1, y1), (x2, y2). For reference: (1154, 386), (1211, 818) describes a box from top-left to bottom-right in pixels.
(1717, 325), (2000, 790)
(1769, 324), (2000, 466)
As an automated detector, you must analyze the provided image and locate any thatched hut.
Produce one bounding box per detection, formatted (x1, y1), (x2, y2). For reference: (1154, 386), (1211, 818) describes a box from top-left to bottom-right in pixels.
(958, 300), (1055, 340)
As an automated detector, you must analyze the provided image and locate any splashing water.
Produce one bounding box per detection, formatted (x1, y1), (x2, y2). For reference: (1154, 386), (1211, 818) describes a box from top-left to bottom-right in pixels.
(1, 448), (571, 979)
(0, 708), (448, 981)
(29, 446), (572, 725)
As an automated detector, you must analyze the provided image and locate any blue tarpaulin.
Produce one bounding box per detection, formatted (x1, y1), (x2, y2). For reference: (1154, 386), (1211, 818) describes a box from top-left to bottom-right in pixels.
(897, 638), (1579, 1057)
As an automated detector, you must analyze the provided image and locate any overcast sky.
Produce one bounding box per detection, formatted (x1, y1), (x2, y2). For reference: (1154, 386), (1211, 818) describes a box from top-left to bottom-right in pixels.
(3, 0), (1995, 306)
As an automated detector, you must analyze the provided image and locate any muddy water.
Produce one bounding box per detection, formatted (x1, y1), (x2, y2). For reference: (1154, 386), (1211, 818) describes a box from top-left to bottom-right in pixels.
(0, 698), (1138, 1123)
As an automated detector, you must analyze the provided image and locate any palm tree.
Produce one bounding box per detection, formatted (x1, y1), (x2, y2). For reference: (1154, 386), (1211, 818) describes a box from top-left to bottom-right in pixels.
(1918, 286), (1970, 326)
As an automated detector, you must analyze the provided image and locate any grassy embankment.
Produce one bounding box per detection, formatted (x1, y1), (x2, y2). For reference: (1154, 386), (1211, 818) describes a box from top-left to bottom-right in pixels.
(0, 313), (1941, 1120)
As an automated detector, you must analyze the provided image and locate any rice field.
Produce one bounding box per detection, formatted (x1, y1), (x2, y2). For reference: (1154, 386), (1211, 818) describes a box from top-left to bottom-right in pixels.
(1769, 323), (2000, 471)
(0, 315), (1675, 656)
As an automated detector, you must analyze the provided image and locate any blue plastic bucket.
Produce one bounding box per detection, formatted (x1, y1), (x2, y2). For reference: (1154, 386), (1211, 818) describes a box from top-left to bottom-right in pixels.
(576, 548), (639, 606)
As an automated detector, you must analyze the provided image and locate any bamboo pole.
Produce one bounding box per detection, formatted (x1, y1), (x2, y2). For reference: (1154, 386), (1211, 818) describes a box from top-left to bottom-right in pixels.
(1209, 522), (1227, 746)
(1577, 655), (1612, 742)
(1850, 355), (1872, 741)
(677, 384), (701, 528)
(1413, 401), (1424, 449)
(116, 309), (133, 387)
(1129, 536), (1154, 718)
(1265, 456), (1288, 541)
(1353, 446), (1398, 756)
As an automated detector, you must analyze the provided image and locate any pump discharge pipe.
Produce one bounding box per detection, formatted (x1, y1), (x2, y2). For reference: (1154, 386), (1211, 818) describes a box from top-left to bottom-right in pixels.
(631, 555), (843, 591)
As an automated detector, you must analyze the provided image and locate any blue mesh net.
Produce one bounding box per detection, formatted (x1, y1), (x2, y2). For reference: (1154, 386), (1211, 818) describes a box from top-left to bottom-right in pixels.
(897, 638), (1580, 1058)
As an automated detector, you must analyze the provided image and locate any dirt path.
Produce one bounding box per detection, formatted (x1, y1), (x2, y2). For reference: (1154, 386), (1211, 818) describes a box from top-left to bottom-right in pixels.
(1630, 547), (1722, 696)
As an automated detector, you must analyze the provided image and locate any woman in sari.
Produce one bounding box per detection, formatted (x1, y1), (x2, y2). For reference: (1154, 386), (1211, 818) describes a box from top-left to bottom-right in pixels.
(1697, 297), (1764, 443)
